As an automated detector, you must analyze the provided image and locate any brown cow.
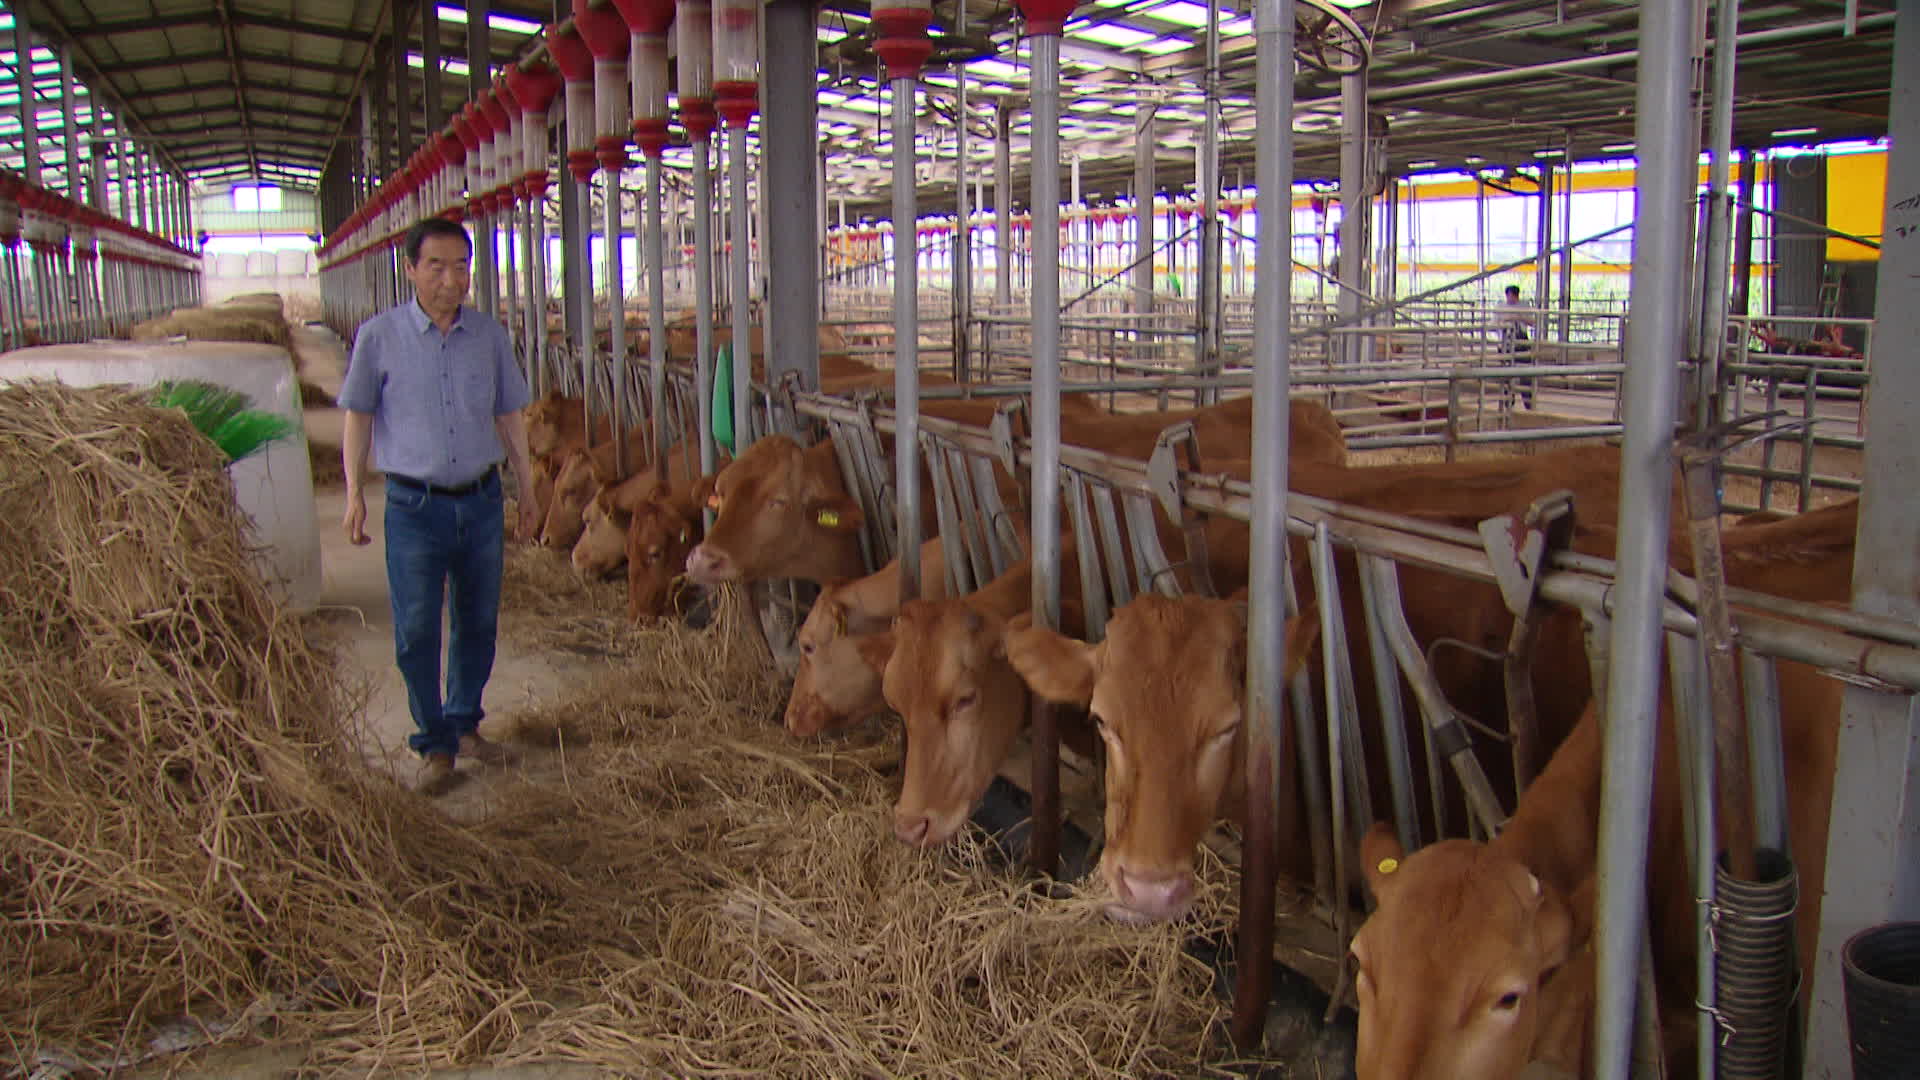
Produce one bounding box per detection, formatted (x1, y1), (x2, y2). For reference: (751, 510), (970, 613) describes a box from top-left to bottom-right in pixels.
(625, 490), (706, 621)
(1350, 649), (1842, 1079)
(786, 537), (954, 737)
(1005, 593), (1320, 921)
(682, 435), (870, 585)
(537, 424), (657, 551)
(854, 557), (1050, 848)
(684, 396), (1347, 587)
(569, 440), (713, 578)
(525, 390), (611, 463)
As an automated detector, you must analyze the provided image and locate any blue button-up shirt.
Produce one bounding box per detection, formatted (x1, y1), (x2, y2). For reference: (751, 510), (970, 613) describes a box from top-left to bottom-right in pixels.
(338, 300), (531, 488)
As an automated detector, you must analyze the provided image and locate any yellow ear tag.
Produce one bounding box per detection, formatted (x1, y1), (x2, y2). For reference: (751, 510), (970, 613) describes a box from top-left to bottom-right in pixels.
(1376, 857), (1400, 876)
(677, 528), (690, 544)
(816, 509), (841, 528)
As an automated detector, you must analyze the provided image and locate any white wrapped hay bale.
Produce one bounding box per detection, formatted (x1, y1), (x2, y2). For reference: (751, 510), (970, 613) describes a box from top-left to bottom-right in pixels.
(0, 341), (322, 613)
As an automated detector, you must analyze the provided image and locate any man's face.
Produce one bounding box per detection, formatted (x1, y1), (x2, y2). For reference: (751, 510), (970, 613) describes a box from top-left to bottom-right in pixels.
(405, 233), (472, 315)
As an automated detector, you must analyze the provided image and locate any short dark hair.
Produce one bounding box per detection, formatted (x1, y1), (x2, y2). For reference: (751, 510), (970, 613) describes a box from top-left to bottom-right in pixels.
(404, 217), (473, 264)
(1504, 284), (1521, 298)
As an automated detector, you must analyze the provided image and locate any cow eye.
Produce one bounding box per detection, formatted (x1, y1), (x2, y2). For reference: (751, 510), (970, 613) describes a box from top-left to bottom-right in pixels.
(1493, 989), (1524, 1012)
(1209, 722), (1240, 744)
(800, 641), (816, 656)
(952, 691), (978, 712)
(768, 495), (790, 508)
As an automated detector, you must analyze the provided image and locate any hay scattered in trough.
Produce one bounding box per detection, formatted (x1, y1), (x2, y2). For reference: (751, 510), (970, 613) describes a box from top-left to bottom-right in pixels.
(499, 539), (633, 655)
(129, 306), (293, 353)
(0, 383), (1255, 1076)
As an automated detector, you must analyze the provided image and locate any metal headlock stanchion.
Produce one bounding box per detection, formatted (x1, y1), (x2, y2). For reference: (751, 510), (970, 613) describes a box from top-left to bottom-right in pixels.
(549, 22), (603, 446)
(715, 0), (758, 461)
(577, 0), (634, 475)
(1011, 0), (1076, 879)
(613, 0), (675, 485)
(1233, 0), (1296, 1049)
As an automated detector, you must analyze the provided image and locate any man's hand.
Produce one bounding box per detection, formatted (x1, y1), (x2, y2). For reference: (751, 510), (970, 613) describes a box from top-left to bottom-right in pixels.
(343, 489), (372, 546)
(514, 483), (541, 543)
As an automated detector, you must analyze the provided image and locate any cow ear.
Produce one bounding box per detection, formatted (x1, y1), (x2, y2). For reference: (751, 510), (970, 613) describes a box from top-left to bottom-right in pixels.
(1282, 611), (1321, 683)
(1003, 613), (1097, 708)
(588, 454), (620, 489)
(853, 630), (896, 675)
(807, 495), (865, 532)
(1532, 876), (1578, 979)
(1360, 822), (1406, 900)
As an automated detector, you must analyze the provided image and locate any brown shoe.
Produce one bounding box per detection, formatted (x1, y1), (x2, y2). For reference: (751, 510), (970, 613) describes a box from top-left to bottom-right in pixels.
(416, 752), (461, 796)
(458, 733), (515, 767)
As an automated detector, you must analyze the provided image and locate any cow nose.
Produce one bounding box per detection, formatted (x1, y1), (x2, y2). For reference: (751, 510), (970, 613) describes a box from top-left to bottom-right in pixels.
(1111, 864), (1194, 921)
(785, 697), (824, 737)
(685, 544), (730, 583)
(893, 814), (931, 847)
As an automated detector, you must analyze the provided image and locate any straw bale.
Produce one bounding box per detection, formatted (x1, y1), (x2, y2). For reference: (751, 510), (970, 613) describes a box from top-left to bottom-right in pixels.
(221, 292), (286, 318)
(0, 388), (1257, 1075)
(129, 307), (293, 353)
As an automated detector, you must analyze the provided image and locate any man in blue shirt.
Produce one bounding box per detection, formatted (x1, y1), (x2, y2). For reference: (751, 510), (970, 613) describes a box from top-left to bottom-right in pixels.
(338, 217), (540, 796)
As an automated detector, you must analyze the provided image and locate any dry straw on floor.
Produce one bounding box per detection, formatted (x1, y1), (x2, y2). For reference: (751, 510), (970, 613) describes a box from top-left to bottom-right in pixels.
(0, 384), (1249, 1076)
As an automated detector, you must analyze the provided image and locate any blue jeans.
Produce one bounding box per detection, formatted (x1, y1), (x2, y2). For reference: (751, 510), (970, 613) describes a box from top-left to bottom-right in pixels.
(384, 472), (505, 760)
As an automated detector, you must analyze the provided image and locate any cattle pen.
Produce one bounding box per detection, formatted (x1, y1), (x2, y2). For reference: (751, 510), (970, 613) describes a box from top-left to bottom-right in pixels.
(2, 0), (1917, 1076)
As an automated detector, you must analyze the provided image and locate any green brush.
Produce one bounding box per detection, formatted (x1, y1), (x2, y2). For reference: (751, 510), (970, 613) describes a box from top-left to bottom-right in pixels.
(149, 379), (303, 464)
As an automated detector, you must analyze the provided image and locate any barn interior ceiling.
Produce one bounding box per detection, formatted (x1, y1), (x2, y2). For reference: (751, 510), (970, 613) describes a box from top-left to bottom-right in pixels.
(0, 0), (1898, 214)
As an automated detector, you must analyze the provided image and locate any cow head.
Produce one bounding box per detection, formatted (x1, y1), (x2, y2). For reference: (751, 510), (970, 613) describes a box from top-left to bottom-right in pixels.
(1005, 594), (1316, 923)
(537, 449), (599, 550)
(683, 436), (864, 585)
(626, 495), (703, 621)
(572, 486), (634, 578)
(785, 586), (891, 737)
(1350, 825), (1583, 1080)
(858, 599), (1029, 848)
(525, 390), (580, 460)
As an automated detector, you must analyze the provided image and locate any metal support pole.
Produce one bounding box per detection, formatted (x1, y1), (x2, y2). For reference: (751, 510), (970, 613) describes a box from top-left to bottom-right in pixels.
(391, 0), (412, 160)
(13, 13), (39, 193)
(892, 77), (923, 603)
(1197, 0), (1223, 399)
(1338, 68), (1367, 366)
(608, 162), (630, 473)
(1235, 0), (1294, 1050)
(525, 195), (544, 394)
(1132, 102), (1156, 319)
(1536, 163), (1554, 340)
(728, 123), (751, 457)
(1593, 0), (1693, 1072)
(1805, 1), (1920, 1070)
(1731, 148), (1758, 319)
(954, 66), (973, 381)
(994, 101), (1012, 309)
(694, 135), (718, 479)
(765, 0), (821, 401)
(422, 1), (444, 134)
(467, 0), (493, 315)
(1696, 0), (1741, 425)
(1558, 130), (1575, 341)
(646, 153), (668, 479)
(1026, 21), (1065, 880)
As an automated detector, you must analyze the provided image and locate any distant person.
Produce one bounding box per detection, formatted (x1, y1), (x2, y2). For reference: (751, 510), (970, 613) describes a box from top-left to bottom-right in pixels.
(338, 217), (541, 796)
(1497, 284), (1536, 409)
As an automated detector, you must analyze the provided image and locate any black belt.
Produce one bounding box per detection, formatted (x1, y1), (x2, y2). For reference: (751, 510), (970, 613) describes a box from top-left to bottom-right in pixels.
(387, 466), (497, 497)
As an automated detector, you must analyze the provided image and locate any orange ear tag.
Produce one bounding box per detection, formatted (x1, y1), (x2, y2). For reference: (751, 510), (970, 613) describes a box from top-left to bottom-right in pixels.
(706, 493), (723, 511)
